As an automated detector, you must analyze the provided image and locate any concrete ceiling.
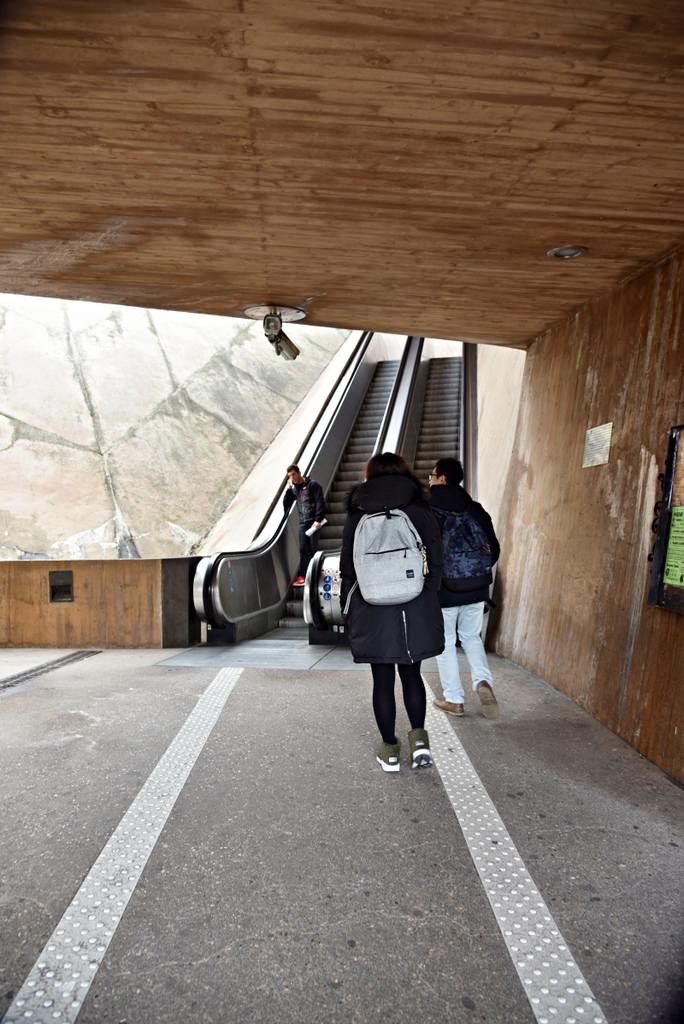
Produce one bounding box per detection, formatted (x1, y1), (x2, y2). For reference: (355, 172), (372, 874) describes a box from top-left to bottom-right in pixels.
(1, 1), (683, 346)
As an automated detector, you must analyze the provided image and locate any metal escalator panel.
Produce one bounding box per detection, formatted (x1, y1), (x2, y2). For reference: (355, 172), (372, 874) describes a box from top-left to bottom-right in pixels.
(303, 550), (343, 631)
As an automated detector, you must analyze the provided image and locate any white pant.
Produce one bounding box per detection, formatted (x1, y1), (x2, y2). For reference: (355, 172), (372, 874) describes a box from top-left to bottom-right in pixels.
(435, 602), (493, 703)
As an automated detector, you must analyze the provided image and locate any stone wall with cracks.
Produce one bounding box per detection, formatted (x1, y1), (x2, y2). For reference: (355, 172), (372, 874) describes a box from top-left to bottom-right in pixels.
(0, 294), (350, 559)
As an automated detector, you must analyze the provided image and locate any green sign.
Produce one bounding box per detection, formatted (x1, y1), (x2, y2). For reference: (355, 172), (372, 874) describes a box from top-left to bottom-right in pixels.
(664, 506), (684, 588)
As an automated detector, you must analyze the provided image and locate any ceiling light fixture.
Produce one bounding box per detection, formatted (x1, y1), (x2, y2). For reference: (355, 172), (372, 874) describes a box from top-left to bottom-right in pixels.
(547, 245), (588, 259)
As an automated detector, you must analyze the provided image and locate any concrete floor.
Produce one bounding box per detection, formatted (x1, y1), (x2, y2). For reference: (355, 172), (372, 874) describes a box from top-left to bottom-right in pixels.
(1, 646), (683, 1024)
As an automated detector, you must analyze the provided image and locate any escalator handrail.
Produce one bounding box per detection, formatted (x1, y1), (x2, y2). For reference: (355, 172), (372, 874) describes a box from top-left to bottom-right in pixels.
(376, 336), (424, 456)
(372, 336), (414, 457)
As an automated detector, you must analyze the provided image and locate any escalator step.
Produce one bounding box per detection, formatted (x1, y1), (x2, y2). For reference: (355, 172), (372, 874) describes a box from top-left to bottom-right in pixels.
(278, 616), (307, 628)
(319, 541), (342, 552)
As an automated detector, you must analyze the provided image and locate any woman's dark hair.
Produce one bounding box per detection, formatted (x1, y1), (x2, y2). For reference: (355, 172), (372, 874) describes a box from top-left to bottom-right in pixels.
(365, 452), (422, 488)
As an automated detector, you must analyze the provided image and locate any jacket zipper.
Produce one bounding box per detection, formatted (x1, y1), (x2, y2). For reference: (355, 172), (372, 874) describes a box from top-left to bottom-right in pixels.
(402, 610), (413, 662)
(343, 580), (358, 616)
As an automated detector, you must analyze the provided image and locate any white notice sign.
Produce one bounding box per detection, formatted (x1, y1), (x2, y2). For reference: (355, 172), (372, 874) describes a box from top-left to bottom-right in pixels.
(582, 422), (613, 468)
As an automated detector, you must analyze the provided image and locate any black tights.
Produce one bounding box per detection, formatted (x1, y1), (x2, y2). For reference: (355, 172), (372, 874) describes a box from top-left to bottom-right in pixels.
(370, 662), (426, 745)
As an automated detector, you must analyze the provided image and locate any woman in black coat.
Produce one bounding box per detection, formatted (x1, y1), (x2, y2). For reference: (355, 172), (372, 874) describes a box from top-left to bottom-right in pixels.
(340, 453), (444, 773)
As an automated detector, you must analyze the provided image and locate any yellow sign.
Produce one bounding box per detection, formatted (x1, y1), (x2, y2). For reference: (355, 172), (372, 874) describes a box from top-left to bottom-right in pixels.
(664, 506), (684, 588)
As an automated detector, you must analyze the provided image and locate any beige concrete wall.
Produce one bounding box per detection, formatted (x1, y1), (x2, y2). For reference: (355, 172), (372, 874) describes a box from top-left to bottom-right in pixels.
(491, 252), (684, 783)
(477, 343), (526, 528)
(0, 294), (350, 560)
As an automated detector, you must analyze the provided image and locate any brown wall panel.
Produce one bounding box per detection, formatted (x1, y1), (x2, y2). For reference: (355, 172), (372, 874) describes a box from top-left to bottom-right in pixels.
(0, 560), (163, 648)
(493, 252), (684, 783)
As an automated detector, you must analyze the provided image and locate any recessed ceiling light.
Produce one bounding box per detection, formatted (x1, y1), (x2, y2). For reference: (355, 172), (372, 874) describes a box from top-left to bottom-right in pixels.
(547, 245), (588, 259)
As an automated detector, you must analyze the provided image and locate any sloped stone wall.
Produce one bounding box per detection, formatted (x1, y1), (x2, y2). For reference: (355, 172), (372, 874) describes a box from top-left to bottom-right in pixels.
(0, 294), (349, 559)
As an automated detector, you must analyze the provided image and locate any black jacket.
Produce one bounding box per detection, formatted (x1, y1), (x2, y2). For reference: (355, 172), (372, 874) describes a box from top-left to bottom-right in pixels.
(283, 477), (325, 525)
(340, 474), (444, 664)
(428, 484), (500, 607)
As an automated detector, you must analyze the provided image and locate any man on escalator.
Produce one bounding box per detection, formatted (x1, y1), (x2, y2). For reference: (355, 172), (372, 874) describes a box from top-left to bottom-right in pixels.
(283, 464), (326, 587)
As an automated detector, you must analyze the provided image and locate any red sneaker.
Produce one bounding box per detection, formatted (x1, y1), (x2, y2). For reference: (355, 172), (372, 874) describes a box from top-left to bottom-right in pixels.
(292, 576), (306, 587)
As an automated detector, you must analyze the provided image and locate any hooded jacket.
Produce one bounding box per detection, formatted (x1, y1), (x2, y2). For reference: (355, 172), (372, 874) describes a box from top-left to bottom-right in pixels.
(428, 483), (500, 607)
(340, 473), (444, 664)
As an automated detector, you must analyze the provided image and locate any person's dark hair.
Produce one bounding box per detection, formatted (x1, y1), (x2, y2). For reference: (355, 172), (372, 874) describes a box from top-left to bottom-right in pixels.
(286, 464), (300, 474)
(433, 457), (464, 486)
(365, 452), (421, 488)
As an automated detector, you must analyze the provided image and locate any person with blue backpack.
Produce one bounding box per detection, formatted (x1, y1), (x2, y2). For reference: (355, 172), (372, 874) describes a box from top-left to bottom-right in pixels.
(428, 457), (500, 717)
(340, 452), (444, 772)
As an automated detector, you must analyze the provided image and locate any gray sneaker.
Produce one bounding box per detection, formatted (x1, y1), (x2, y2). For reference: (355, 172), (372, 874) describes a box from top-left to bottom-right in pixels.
(376, 741), (401, 773)
(408, 728), (432, 769)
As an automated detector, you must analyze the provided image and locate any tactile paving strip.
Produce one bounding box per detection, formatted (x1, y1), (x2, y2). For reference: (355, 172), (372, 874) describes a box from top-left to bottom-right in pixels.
(425, 702), (608, 1024)
(3, 667), (242, 1024)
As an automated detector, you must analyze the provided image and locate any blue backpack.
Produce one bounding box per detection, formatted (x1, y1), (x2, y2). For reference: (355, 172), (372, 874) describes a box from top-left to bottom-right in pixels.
(433, 505), (493, 592)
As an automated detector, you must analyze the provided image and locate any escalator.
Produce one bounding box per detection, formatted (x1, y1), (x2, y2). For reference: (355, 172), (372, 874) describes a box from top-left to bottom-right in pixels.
(193, 331), (406, 643)
(319, 361), (400, 553)
(277, 361), (401, 631)
(194, 335), (464, 646)
(304, 354), (464, 642)
(412, 358), (463, 483)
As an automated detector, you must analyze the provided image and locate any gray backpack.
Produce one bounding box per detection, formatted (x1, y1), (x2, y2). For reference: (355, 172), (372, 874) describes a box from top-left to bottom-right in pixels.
(351, 509), (427, 606)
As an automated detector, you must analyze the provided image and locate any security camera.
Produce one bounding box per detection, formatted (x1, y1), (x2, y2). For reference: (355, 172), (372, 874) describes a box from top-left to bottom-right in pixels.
(263, 312), (282, 341)
(273, 332), (300, 361)
(263, 312), (300, 361)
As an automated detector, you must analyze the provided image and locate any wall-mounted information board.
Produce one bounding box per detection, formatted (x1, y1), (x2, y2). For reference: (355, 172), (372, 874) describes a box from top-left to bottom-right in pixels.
(582, 421), (613, 468)
(649, 424), (684, 615)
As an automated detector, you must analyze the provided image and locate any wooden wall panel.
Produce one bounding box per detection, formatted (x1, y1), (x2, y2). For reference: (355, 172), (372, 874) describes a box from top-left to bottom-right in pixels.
(492, 252), (684, 782)
(0, 560), (163, 648)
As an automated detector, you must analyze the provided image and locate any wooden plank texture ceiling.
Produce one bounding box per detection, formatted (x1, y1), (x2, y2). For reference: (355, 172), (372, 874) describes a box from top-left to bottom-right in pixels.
(1, 0), (683, 345)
